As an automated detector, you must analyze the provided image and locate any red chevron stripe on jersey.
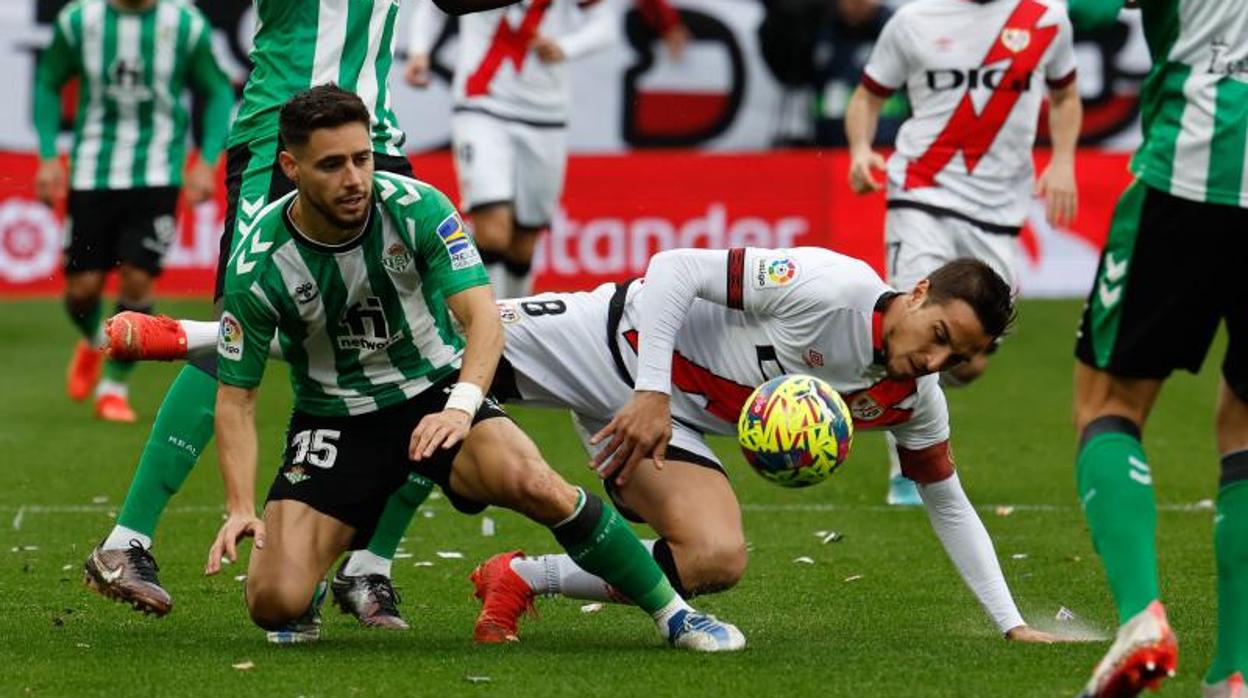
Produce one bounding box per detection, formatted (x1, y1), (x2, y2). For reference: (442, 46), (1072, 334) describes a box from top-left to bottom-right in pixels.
(466, 0), (553, 98)
(623, 329), (754, 423)
(903, 0), (1057, 191)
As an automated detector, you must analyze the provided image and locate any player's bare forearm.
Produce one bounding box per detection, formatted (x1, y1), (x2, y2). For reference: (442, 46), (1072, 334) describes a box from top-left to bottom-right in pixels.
(1046, 81), (1082, 167)
(215, 385), (260, 516)
(445, 284), (503, 393)
(845, 86), (884, 157)
(433, 0), (519, 15)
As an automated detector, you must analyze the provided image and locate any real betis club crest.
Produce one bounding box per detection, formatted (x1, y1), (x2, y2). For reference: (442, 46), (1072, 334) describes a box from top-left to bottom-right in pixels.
(383, 243), (412, 273)
(1000, 28), (1031, 53)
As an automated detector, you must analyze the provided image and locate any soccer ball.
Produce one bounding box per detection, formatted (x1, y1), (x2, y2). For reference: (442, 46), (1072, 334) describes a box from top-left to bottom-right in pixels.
(737, 374), (854, 487)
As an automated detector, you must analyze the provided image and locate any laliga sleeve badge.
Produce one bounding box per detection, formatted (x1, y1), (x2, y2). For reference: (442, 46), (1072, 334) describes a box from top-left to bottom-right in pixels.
(496, 302), (521, 324)
(218, 312), (244, 361)
(753, 256), (799, 290)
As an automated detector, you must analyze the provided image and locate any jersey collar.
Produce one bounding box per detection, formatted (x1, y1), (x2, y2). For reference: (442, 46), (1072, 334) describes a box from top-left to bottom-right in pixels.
(872, 292), (901, 366)
(283, 196), (376, 254)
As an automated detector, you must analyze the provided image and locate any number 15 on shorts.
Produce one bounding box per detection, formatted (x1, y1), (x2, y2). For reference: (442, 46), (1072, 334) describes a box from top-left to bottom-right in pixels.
(290, 429), (340, 469)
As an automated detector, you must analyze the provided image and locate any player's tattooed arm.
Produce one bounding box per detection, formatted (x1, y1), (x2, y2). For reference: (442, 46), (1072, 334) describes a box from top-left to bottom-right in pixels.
(206, 385), (265, 575)
(410, 285), (502, 460)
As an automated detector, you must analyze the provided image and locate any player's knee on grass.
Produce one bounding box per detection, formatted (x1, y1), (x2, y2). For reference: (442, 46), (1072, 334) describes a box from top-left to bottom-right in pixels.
(671, 535), (748, 595)
(246, 576), (316, 630)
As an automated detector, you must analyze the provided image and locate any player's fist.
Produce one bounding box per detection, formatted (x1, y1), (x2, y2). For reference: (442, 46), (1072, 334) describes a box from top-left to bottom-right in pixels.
(34, 157), (67, 207)
(205, 511), (265, 576)
(531, 36), (566, 64)
(405, 52), (432, 88)
(183, 159), (216, 205)
(409, 409), (472, 461)
(848, 149), (887, 194)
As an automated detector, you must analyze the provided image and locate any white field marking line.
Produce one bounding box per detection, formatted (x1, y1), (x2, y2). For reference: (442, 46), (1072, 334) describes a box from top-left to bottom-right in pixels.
(739, 502), (1214, 514)
(1, 505), (221, 516)
(11, 506), (25, 531)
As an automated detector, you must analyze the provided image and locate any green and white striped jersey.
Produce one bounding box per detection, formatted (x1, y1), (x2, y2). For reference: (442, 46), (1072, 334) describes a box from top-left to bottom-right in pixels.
(218, 172), (488, 417)
(1129, 0), (1248, 207)
(228, 0), (407, 156)
(33, 0), (235, 191)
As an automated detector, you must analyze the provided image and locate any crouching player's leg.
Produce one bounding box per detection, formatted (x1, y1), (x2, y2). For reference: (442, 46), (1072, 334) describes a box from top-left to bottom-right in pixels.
(442, 415), (745, 652)
(472, 421), (747, 639)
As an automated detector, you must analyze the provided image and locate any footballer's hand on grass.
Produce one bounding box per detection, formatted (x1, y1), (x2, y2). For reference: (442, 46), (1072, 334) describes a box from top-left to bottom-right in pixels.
(589, 391), (672, 486)
(404, 53), (432, 87)
(1004, 625), (1079, 643)
(409, 409), (472, 461)
(1035, 160), (1077, 227)
(848, 148), (887, 194)
(206, 511), (265, 576)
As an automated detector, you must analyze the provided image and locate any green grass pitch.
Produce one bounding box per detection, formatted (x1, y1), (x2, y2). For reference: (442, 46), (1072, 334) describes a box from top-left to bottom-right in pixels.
(0, 297), (1225, 696)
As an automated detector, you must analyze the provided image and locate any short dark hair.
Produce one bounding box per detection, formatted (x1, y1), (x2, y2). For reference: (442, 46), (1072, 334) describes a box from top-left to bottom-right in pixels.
(924, 258), (1016, 339)
(278, 84), (371, 148)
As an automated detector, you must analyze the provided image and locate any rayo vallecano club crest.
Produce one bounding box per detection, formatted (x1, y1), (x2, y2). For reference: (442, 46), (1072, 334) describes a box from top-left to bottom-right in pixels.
(1001, 28), (1030, 53)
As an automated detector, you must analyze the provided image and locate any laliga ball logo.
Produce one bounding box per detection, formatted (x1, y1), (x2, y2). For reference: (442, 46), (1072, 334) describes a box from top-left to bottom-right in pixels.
(766, 258), (796, 285)
(218, 313), (244, 361)
(737, 374), (854, 488)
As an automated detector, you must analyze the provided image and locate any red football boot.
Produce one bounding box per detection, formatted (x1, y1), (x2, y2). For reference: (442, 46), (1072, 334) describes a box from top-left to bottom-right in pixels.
(66, 339), (103, 401)
(106, 312), (188, 362)
(470, 551), (536, 643)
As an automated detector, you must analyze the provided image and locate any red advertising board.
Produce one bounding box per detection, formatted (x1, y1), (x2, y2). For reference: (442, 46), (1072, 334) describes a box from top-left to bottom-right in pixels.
(0, 149), (1133, 298)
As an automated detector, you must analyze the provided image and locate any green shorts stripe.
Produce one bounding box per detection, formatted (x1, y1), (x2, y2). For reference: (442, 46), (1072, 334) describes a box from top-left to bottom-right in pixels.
(1088, 179), (1148, 368)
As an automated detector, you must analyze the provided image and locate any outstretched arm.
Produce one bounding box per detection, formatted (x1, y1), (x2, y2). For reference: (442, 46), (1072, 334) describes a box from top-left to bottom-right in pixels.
(901, 441), (1070, 642)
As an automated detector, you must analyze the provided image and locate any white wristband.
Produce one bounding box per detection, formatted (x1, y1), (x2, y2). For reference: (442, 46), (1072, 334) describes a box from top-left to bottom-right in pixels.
(445, 382), (484, 416)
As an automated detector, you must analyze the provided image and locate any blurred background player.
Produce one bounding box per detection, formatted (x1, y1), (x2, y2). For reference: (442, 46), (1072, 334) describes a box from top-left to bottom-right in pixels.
(844, 0), (1081, 505)
(82, 0), (522, 628)
(33, 0), (233, 422)
(404, 0), (618, 300)
(1065, 1), (1248, 696)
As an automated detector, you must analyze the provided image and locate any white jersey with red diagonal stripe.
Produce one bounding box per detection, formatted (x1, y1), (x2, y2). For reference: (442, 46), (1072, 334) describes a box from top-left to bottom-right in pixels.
(621, 247), (949, 449)
(452, 0), (609, 122)
(862, 0), (1076, 228)
(500, 247), (949, 451)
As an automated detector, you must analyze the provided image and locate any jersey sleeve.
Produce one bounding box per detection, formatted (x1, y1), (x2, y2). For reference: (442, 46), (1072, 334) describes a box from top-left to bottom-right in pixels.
(888, 375), (950, 450)
(217, 279), (279, 389)
(33, 11), (79, 159)
(1043, 6), (1078, 87)
(731, 247), (868, 320)
(405, 185), (490, 298)
(184, 11), (235, 166)
(860, 9), (910, 96)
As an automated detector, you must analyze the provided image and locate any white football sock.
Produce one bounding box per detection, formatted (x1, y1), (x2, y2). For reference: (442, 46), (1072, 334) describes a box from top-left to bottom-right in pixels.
(102, 525), (152, 551)
(95, 378), (128, 399)
(179, 320), (219, 353)
(509, 553), (618, 602)
(652, 597), (695, 638)
(885, 431), (902, 480)
(342, 549), (392, 578)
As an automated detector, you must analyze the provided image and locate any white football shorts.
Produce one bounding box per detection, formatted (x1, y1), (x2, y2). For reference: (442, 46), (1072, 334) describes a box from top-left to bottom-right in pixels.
(884, 206), (1019, 293)
(451, 109), (567, 229)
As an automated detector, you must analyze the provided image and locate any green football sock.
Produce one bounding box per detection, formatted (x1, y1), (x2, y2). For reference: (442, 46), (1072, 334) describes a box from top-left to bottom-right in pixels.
(1206, 456), (1248, 684)
(115, 365), (217, 537)
(365, 474), (435, 559)
(1076, 417), (1159, 624)
(64, 296), (102, 341)
(552, 490), (677, 614)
